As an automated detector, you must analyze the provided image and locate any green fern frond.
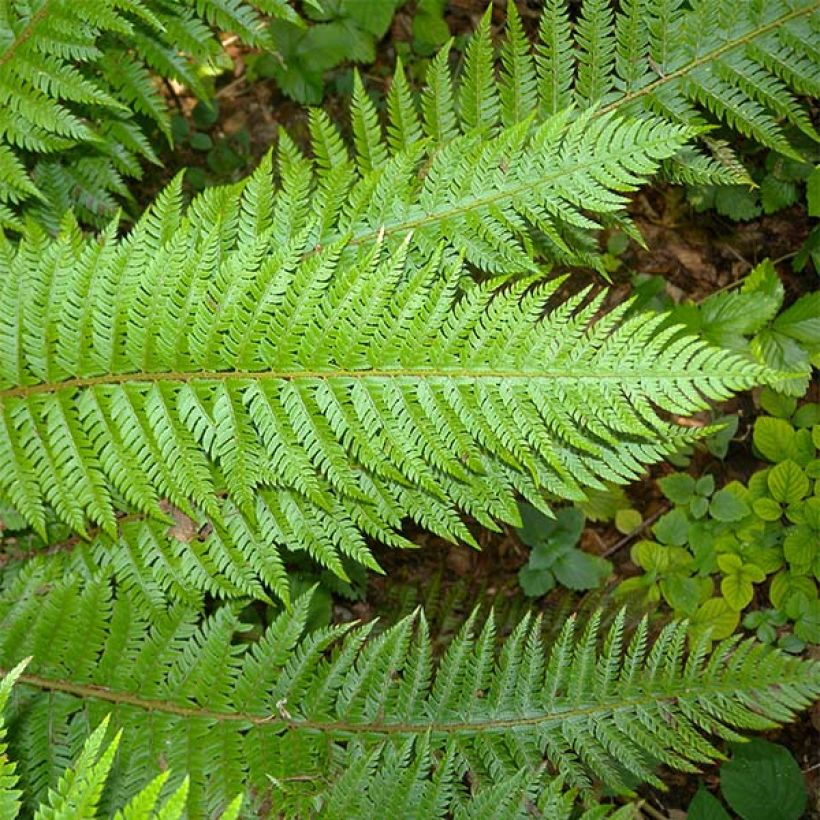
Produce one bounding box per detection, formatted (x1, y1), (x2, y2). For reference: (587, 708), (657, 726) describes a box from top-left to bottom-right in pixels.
(0, 662), (203, 818)
(0, 0), (299, 229)
(261, 0), (817, 264)
(365, 0), (818, 186)
(1, 579), (817, 815)
(0, 156), (768, 600)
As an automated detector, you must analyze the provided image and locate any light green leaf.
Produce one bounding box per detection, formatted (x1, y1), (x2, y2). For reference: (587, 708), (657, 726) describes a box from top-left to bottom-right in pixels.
(710, 488), (751, 522)
(767, 461), (809, 504)
(753, 417), (796, 463)
(690, 598), (740, 641)
(753, 497), (784, 522)
(615, 508), (642, 534)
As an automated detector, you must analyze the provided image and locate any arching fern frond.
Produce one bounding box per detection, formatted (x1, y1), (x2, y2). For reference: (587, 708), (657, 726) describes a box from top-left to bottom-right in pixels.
(0, 161), (768, 601)
(0, 578), (817, 816)
(351, 0), (817, 190)
(0, 0), (300, 230)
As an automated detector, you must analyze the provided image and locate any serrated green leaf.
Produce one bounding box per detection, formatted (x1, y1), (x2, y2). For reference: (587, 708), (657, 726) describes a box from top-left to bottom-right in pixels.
(767, 461), (809, 504)
(653, 508), (690, 546)
(710, 488), (751, 522)
(658, 473), (696, 504)
(552, 549), (611, 591)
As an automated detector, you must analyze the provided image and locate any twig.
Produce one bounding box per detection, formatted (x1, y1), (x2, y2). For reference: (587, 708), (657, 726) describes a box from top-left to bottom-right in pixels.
(640, 802), (672, 820)
(602, 505), (669, 558)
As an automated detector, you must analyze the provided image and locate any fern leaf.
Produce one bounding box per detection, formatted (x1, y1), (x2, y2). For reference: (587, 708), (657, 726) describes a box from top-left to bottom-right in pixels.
(422, 42), (459, 144)
(0, 660), (27, 819)
(0, 0), (303, 227)
(351, 70), (389, 174)
(459, 7), (500, 132)
(1, 579), (817, 815)
(386, 57), (424, 154)
(574, 0), (617, 105)
(0, 157), (767, 597)
(536, 0), (575, 116)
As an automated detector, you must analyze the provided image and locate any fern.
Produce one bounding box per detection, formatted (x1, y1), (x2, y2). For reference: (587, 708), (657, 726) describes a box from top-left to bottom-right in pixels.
(0, 0), (300, 231)
(0, 578), (817, 816)
(0, 661), (234, 818)
(0, 147), (771, 603)
(0, 659), (625, 820)
(3, 1), (818, 232)
(352, 0), (819, 194)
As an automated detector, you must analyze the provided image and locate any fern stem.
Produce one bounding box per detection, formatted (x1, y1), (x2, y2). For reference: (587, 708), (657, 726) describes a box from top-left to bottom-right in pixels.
(3, 666), (805, 737)
(0, 365), (749, 401)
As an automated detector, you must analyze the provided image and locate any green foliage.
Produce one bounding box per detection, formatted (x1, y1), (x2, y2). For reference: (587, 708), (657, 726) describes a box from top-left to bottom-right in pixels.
(669, 259), (819, 396)
(0, 578), (817, 815)
(0, 0), (300, 231)
(688, 144), (819, 232)
(5, 0), (819, 232)
(0, 124), (769, 604)
(411, 0), (449, 57)
(688, 786), (731, 820)
(1, 5), (818, 814)
(517, 505), (611, 596)
(617, 403), (820, 649)
(0, 661), (221, 819)
(255, 0), (404, 103)
(720, 740), (807, 820)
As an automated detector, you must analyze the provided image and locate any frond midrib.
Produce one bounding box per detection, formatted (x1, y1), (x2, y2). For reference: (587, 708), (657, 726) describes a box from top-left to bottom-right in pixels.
(0, 364), (752, 400)
(598, 2), (819, 117)
(6, 665), (808, 737)
(0, 1), (54, 70)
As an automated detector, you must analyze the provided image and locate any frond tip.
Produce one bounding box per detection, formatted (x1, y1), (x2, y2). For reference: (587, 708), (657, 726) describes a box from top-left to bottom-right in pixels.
(0, 162), (767, 599)
(1, 579), (818, 815)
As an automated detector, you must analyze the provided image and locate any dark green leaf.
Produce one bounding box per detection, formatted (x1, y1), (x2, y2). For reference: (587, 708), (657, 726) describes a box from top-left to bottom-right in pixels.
(688, 785), (731, 820)
(721, 739), (807, 820)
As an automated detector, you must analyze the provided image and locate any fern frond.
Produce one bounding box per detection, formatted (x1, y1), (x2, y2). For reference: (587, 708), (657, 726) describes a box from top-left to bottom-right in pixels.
(257, 0), (817, 266)
(367, 1), (818, 187)
(0, 0), (299, 228)
(1, 579), (817, 815)
(0, 158), (767, 599)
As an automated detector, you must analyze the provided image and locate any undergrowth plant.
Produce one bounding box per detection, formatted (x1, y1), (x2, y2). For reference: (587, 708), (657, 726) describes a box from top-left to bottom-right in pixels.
(0, 0), (302, 230)
(0, 1), (819, 815)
